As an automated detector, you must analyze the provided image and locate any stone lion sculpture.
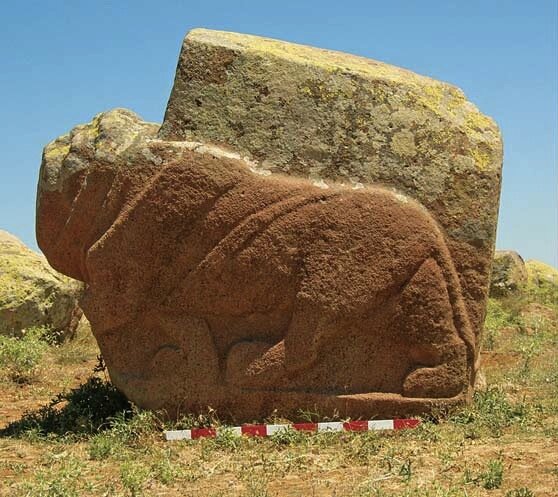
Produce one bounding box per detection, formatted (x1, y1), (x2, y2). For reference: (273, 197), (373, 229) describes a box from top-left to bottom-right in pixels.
(37, 109), (475, 420)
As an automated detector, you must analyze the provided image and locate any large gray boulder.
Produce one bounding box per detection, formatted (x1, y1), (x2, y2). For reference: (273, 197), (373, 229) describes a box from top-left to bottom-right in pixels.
(0, 230), (82, 338)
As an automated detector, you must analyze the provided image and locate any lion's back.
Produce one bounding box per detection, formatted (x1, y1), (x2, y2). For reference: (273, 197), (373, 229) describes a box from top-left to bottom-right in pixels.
(178, 180), (448, 316)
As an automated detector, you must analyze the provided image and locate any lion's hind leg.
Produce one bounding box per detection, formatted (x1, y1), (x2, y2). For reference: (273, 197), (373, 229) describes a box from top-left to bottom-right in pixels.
(224, 256), (470, 398)
(224, 299), (335, 390)
(393, 257), (469, 398)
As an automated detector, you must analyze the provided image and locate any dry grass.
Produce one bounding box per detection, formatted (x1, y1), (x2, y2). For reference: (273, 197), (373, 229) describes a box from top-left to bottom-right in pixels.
(0, 297), (556, 497)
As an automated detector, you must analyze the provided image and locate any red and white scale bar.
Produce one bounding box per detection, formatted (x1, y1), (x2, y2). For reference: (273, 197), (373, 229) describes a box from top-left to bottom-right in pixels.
(164, 418), (420, 441)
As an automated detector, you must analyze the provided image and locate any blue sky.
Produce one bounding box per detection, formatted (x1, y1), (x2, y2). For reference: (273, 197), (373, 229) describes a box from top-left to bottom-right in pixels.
(1, 1), (556, 266)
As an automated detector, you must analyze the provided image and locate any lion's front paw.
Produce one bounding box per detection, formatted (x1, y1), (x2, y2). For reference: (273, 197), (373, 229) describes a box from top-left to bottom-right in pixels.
(225, 340), (288, 389)
(403, 364), (466, 399)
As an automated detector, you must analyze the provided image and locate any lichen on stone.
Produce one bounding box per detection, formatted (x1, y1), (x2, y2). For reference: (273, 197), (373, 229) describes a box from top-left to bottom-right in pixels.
(0, 230), (82, 338)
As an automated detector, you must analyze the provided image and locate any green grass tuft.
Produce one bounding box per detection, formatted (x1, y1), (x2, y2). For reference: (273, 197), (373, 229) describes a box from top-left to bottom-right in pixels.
(450, 387), (530, 437)
(0, 326), (49, 382)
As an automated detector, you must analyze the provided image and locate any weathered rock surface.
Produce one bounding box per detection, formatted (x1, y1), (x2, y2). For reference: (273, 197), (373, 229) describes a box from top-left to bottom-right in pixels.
(0, 230), (82, 338)
(490, 250), (528, 297)
(36, 29), (503, 421)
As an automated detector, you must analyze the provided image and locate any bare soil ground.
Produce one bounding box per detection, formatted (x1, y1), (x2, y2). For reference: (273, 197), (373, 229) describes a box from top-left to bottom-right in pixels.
(0, 297), (556, 497)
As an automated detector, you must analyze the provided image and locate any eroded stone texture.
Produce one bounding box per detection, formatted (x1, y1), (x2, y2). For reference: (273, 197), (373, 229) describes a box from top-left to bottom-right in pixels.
(36, 30), (503, 421)
(0, 230), (82, 338)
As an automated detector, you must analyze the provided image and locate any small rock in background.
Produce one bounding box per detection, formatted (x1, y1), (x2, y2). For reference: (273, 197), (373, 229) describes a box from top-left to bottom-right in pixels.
(523, 260), (558, 332)
(489, 250), (528, 297)
(0, 230), (83, 340)
(488, 252), (556, 336)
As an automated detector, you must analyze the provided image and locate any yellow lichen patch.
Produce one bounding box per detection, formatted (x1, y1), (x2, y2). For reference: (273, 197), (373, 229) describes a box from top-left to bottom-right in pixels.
(45, 145), (70, 160)
(0, 233), (63, 306)
(87, 115), (102, 141)
(464, 110), (496, 134)
(300, 79), (346, 103)
(445, 87), (467, 114)
(73, 115), (102, 144)
(188, 28), (447, 89)
(190, 28), (492, 127)
(44, 141), (70, 162)
(0, 230), (81, 337)
(470, 146), (492, 171)
(390, 130), (416, 157)
(421, 84), (444, 110)
(182, 29), (502, 148)
(415, 82), (467, 120)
